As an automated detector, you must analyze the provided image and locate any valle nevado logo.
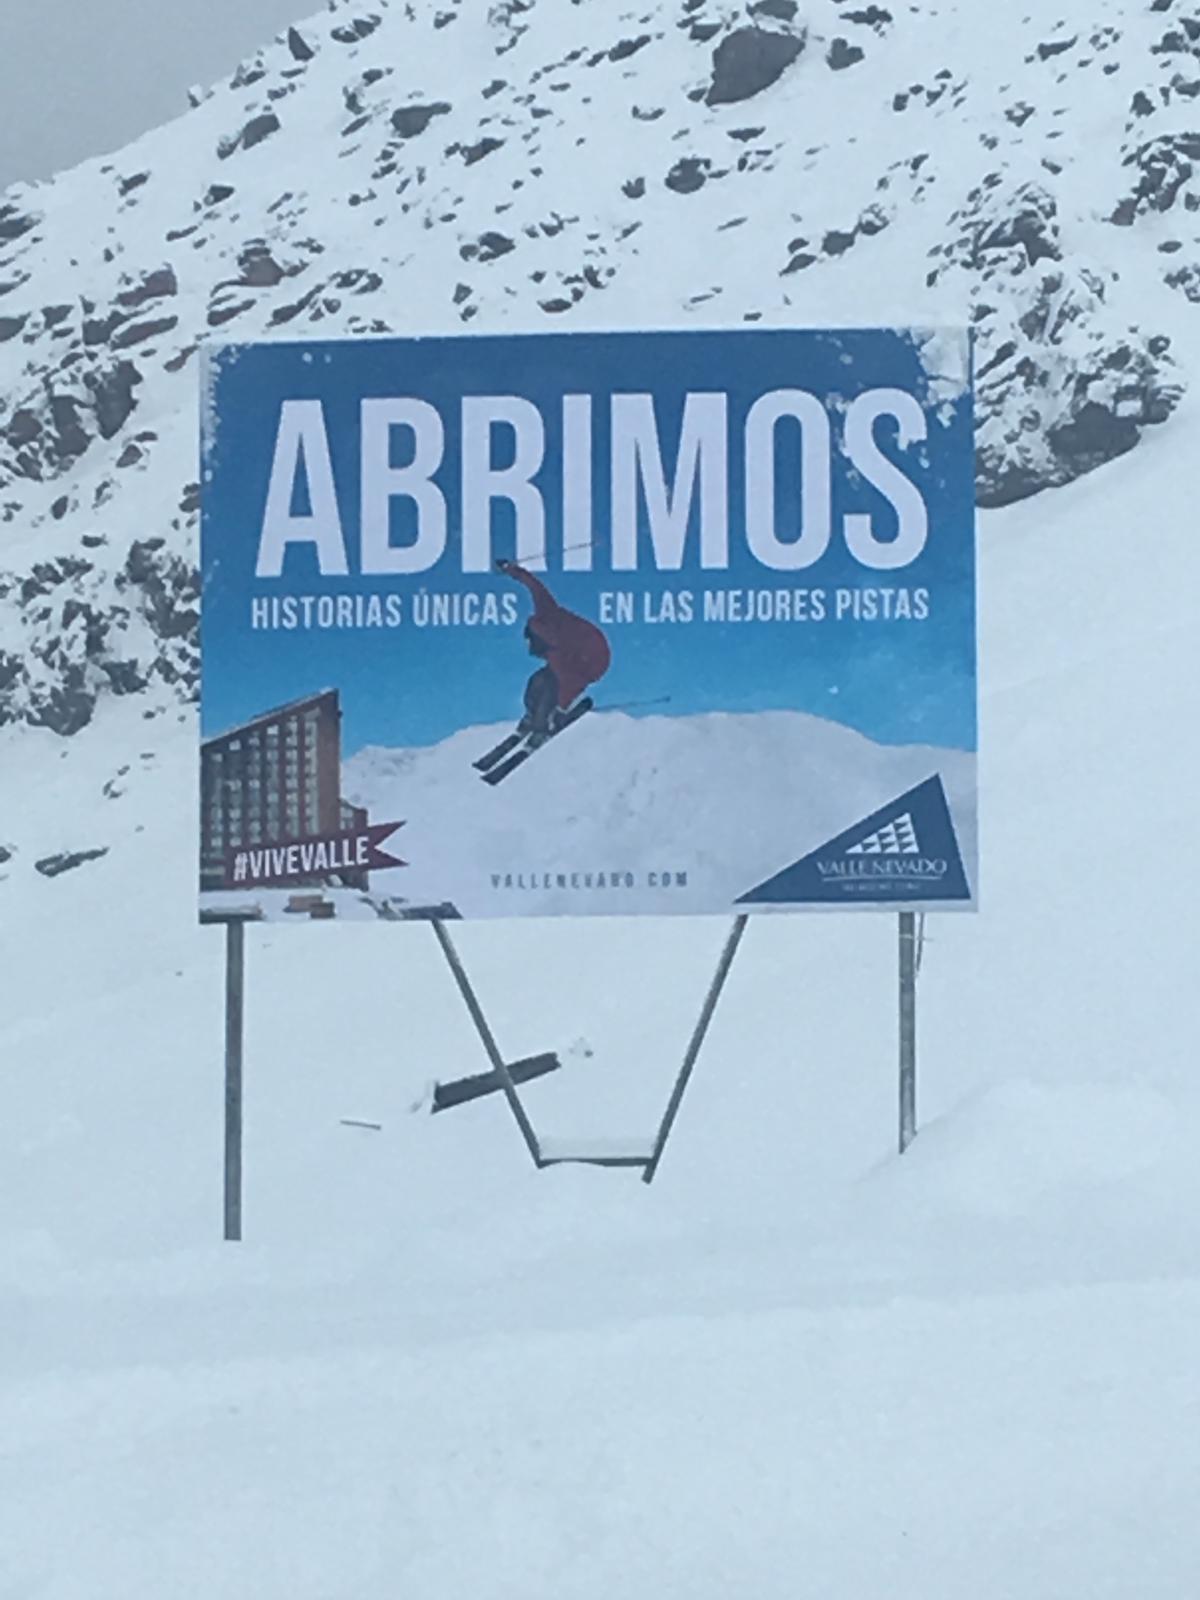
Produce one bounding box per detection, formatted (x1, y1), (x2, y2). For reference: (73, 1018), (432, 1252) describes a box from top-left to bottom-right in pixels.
(736, 775), (971, 906)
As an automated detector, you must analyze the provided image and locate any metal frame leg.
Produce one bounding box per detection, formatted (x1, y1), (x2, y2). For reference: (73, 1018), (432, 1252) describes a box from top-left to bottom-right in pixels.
(642, 915), (749, 1185)
(431, 920), (543, 1168)
(224, 920), (245, 1241)
(899, 911), (917, 1154)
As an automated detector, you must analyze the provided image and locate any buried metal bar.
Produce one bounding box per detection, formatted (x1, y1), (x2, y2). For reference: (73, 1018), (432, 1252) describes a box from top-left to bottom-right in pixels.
(899, 911), (917, 1155)
(541, 1153), (651, 1170)
(432, 1051), (561, 1114)
(430, 920), (543, 1168)
(642, 914), (749, 1186)
(223, 919), (245, 1242)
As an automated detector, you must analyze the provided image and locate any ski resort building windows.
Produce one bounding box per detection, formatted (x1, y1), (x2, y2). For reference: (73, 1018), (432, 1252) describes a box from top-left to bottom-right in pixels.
(199, 689), (364, 891)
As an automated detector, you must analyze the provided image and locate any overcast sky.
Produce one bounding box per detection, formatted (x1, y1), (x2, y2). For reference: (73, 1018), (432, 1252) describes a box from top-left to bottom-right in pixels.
(0, 0), (308, 191)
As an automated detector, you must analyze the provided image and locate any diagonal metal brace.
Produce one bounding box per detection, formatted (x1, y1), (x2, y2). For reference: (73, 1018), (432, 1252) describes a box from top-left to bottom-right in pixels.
(642, 914), (749, 1185)
(431, 919), (543, 1167)
(431, 914), (749, 1182)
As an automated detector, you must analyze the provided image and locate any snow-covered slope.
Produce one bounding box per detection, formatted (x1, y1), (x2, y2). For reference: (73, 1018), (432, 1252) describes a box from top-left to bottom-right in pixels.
(1, 0), (1198, 757)
(3, 329), (1198, 1595)
(3, 2), (1200, 1596)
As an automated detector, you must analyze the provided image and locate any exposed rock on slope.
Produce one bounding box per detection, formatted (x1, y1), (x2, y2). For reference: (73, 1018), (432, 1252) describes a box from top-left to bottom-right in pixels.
(0, 537), (197, 734)
(706, 21), (807, 105)
(929, 178), (1182, 505)
(0, 0), (1193, 738)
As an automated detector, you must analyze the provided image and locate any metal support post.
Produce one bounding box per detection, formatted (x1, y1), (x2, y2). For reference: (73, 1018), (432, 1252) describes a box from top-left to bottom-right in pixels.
(224, 919), (245, 1241)
(642, 914), (749, 1185)
(898, 911), (917, 1155)
(430, 920), (543, 1168)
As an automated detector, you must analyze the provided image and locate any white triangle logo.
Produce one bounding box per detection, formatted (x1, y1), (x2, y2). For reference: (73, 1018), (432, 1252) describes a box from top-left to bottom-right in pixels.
(846, 812), (919, 856)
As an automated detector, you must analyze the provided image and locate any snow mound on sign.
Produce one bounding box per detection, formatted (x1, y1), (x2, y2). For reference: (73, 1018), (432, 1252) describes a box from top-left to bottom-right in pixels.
(342, 708), (976, 919)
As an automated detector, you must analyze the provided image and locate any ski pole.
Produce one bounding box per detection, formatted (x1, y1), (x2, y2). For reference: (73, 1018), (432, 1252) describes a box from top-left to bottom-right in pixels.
(499, 539), (603, 562)
(596, 695), (673, 712)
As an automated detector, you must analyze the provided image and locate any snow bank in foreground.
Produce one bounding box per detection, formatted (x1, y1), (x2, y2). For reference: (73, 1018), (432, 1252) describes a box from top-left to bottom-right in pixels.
(4, 1280), (1199, 1600)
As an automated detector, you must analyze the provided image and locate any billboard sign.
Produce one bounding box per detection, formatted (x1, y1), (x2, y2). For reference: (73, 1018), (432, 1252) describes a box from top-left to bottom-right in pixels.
(200, 327), (976, 923)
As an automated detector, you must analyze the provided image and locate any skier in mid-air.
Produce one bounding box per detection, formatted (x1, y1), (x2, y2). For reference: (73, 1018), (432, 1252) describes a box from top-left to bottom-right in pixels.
(495, 557), (611, 747)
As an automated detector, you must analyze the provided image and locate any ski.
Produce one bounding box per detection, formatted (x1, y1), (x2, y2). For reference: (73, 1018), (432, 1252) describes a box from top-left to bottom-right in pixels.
(482, 745), (536, 786)
(473, 731), (525, 773)
(481, 697), (593, 786)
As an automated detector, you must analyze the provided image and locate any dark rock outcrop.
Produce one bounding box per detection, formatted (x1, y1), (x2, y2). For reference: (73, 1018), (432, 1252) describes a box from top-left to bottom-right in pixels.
(220, 112), (282, 159)
(1111, 132), (1200, 224)
(35, 848), (109, 878)
(929, 180), (1182, 506)
(391, 102), (451, 138)
(827, 38), (865, 70)
(706, 25), (805, 106)
(287, 26), (315, 62)
(243, 112), (282, 152)
(0, 204), (38, 243)
(666, 156), (710, 194)
(89, 361), (142, 440)
(0, 536), (199, 736)
(117, 267), (178, 308)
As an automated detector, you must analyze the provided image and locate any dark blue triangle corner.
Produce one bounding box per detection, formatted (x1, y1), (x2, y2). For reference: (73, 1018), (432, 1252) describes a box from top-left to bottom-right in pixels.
(736, 774), (972, 907)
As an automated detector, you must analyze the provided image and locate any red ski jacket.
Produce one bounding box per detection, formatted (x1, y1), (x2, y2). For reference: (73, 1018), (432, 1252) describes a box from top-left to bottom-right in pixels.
(500, 561), (611, 708)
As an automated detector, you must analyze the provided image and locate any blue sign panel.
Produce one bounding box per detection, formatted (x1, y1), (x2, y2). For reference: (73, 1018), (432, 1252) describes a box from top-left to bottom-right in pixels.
(200, 327), (976, 923)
